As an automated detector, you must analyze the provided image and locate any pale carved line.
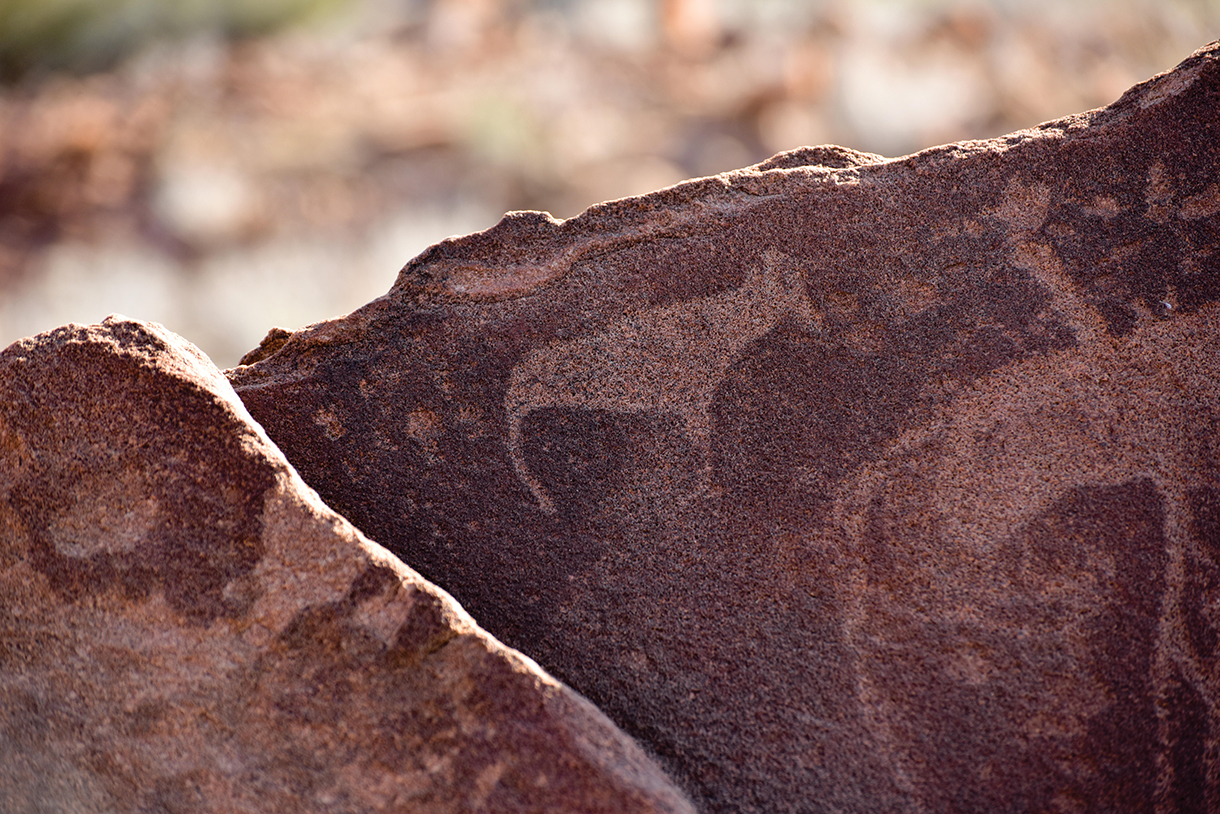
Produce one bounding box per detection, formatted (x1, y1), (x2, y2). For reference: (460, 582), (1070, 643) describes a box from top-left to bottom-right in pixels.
(504, 250), (824, 513)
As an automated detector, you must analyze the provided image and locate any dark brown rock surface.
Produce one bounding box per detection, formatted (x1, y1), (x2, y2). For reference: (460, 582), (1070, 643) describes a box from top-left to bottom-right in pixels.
(0, 316), (695, 814)
(228, 43), (1220, 813)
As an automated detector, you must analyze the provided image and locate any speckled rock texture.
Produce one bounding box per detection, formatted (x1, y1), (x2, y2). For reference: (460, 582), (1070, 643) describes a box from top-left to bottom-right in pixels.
(0, 317), (695, 814)
(228, 43), (1220, 813)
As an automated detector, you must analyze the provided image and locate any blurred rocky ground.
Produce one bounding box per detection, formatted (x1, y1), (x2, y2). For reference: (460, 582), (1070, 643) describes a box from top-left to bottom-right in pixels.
(1, 0), (1217, 366)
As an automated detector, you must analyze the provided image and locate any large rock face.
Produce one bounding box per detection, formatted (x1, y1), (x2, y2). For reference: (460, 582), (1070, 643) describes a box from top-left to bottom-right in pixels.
(228, 43), (1220, 813)
(0, 317), (695, 814)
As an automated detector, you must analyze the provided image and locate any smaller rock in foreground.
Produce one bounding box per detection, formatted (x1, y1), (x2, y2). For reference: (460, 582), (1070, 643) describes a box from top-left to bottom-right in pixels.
(0, 316), (694, 814)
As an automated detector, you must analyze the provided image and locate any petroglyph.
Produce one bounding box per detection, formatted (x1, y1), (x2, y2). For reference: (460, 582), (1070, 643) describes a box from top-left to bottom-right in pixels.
(815, 302), (1220, 805)
(222, 43), (1220, 814)
(505, 251), (823, 513)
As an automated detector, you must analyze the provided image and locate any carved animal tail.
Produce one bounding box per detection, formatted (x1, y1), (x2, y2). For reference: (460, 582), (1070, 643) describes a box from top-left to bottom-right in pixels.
(506, 403), (557, 515)
(787, 265), (823, 333)
(760, 250), (823, 333)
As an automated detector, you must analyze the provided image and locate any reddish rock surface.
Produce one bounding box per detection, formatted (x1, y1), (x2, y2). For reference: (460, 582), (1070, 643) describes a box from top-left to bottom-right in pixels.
(229, 43), (1220, 812)
(0, 317), (694, 814)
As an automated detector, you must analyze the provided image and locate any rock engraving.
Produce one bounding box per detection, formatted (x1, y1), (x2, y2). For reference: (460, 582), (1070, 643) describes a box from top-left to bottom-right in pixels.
(228, 42), (1220, 814)
(505, 251), (822, 512)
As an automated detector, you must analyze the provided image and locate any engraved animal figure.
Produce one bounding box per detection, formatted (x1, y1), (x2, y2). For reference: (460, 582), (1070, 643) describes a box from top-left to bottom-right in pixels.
(505, 251), (823, 513)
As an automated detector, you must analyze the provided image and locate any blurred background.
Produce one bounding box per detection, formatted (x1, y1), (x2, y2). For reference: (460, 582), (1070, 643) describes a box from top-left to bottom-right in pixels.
(1, 0), (1217, 367)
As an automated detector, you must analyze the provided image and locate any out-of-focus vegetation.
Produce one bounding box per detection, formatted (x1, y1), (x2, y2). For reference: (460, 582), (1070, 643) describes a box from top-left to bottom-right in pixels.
(0, 0), (348, 79)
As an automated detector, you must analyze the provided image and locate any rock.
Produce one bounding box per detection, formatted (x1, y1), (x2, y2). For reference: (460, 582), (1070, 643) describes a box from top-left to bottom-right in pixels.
(0, 317), (695, 814)
(227, 42), (1220, 813)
